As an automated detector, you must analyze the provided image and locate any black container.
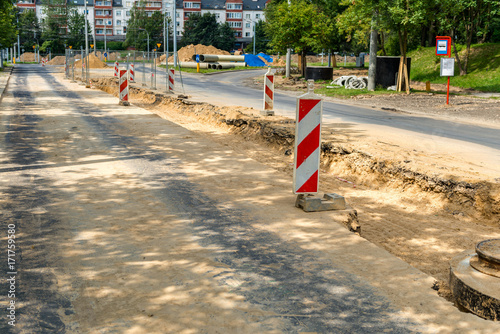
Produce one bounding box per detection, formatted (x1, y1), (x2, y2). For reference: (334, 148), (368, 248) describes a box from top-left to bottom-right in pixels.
(375, 56), (411, 88)
(305, 66), (333, 81)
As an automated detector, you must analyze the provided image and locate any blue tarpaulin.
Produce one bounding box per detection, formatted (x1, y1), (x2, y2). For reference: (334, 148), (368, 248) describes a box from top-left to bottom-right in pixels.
(257, 53), (273, 63)
(244, 54), (267, 67)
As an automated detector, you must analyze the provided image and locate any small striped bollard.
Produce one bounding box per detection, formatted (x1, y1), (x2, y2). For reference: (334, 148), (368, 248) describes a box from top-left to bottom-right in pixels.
(114, 61), (119, 77)
(263, 67), (274, 115)
(293, 80), (322, 194)
(129, 64), (135, 82)
(168, 68), (175, 92)
(119, 70), (130, 106)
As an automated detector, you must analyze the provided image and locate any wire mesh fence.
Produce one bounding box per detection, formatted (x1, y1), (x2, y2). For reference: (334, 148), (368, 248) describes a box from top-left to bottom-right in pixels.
(62, 49), (181, 94)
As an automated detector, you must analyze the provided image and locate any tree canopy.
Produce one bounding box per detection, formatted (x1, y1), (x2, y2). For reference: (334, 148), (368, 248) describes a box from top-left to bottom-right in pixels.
(124, 1), (167, 51)
(265, 0), (333, 73)
(180, 13), (236, 52)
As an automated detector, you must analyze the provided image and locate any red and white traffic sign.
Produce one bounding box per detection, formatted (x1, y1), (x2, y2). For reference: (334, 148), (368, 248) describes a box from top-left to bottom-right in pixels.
(119, 69), (129, 106)
(293, 81), (322, 194)
(168, 68), (175, 92)
(263, 67), (274, 111)
(129, 64), (135, 82)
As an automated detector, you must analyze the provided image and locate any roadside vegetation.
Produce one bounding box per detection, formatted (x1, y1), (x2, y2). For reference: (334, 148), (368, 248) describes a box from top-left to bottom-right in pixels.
(409, 43), (500, 92)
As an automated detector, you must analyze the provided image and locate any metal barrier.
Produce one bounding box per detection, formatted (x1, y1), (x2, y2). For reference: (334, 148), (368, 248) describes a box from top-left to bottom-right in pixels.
(63, 49), (180, 95)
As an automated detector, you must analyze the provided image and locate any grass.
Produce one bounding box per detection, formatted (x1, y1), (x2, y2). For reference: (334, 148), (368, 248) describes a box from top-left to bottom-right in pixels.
(408, 43), (500, 92)
(314, 80), (394, 98)
(158, 65), (262, 74)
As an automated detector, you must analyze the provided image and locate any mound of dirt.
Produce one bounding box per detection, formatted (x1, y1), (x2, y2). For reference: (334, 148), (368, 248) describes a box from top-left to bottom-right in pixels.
(167, 44), (230, 63)
(74, 53), (108, 68)
(20, 52), (36, 62)
(47, 56), (66, 65)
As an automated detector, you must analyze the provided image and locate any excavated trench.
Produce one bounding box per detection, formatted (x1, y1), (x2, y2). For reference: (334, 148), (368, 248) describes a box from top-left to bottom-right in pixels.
(88, 76), (500, 308)
(91, 76), (500, 226)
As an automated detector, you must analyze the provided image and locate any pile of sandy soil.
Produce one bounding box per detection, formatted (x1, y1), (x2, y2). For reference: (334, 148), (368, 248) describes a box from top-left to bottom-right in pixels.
(74, 54), (108, 68)
(20, 52), (36, 62)
(167, 44), (230, 63)
(47, 56), (66, 65)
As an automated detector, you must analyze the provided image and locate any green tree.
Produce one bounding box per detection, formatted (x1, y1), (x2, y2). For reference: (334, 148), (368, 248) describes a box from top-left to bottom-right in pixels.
(265, 0), (333, 74)
(180, 13), (235, 51)
(18, 9), (41, 52)
(41, 0), (72, 53)
(67, 9), (92, 50)
(245, 20), (270, 54)
(438, 0), (500, 75)
(0, 0), (16, 49)
(124, 1), (166, 51)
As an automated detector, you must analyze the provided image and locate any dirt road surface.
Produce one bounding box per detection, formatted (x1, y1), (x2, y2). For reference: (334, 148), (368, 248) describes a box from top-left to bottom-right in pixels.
(0, 65), (499, 333)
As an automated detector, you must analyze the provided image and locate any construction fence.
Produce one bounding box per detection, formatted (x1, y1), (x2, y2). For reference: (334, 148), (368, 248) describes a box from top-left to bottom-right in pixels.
(63, 49), (182, 94)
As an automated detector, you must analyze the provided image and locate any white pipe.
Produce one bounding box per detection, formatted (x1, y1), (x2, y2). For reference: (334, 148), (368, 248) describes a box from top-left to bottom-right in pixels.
(196, 54), (246, 62)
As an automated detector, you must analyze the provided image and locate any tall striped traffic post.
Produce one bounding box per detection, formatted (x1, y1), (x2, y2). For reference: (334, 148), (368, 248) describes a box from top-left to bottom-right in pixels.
(114, 61), (119, 77)
(168, 68), (175, 93)
(293, 80), (322, 195)
(119, 69), (130, 106)
(129, 64), (135, 83)
(293, 80), (346, 212)
(262, 67), (275, 116)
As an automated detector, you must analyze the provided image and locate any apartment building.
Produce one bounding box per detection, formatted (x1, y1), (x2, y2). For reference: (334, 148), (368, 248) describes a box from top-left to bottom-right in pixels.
(16, 0), (268, 47)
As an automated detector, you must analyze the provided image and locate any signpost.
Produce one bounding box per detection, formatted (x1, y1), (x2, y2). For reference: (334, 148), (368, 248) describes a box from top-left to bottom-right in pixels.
(195, 54), (200, 73)
(436, 36), (453, 105)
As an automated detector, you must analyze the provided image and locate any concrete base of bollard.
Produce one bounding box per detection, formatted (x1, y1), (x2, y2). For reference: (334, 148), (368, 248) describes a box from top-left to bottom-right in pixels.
(260, 110), (275, 116)
(295, 193), (346, 212)
(119, 101), (130, 106)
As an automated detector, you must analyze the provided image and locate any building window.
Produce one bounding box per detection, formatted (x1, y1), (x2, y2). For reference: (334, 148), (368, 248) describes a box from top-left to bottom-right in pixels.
(116, 10), (121, 16)
(116, 30), (121, 35)
(227, 12), (242, 19)
(245, 22), (250, 28)
(126, 10), (130, 16)
(245, 32), (250, 37)
(126, 1), (131, 6)
(184, 2), (200, 8)
(116, 20), (121, 25)
(245, 14), (250, 19)
(228, 21), (242, 28)
(96, 29), (103, 34)
(226, 4), (242, 10)
(96, 10), (103, 15)
(255, 14), (260, 19)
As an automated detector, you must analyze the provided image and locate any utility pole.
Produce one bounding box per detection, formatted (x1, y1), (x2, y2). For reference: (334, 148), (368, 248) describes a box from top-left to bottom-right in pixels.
(367, 9), (378, 91)
(285, 0), (291, 78)
(172, 0), (177, 67)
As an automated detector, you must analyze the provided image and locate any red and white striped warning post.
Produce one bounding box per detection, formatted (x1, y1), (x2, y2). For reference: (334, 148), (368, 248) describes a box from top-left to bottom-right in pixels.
(168, 68), (175, 92)
(293, 80), (322, 194)
(129, 64), (135, 82)
(119, 69), (130, 106)
(114, 61), (119, 77)
(262, 67), (274, 115)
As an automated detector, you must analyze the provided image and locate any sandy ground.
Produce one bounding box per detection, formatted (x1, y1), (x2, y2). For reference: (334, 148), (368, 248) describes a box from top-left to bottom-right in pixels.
(88, 73), (500, 303)
(2, 66), (499, 332)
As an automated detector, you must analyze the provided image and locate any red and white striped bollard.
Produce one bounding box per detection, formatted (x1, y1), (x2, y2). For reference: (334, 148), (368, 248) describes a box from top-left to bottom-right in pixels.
(168, 68), (175, 92)
(114, 61), (119, 77)
(263, 67), (274, 115)
(129, 64), (135, 82)
(119, 69), (130, 106)
(293, 80), (322, 194)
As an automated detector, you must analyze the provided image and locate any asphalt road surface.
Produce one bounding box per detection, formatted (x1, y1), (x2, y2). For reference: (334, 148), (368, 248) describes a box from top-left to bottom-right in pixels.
(0, 65), (498, 333)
